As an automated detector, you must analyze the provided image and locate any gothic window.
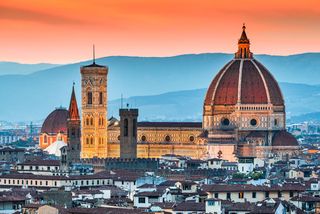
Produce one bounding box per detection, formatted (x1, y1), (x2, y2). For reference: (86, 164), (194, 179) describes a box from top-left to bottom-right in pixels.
(90, 137), (94, 144)
(124, 119), (128, 137)
(90, 117), (94, 126)
(133, 119), (137, 137)
(86, 118), (90, 126)
(98, 118), (101, 126)
(99, 92), (103, 105)
(274, 119), (278, 126)
(87, 91), (93, 105)
(86, 138), (89, 145)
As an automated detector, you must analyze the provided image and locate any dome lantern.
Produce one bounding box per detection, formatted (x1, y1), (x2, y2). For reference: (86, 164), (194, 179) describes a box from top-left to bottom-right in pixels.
(235, 24), (253, 59)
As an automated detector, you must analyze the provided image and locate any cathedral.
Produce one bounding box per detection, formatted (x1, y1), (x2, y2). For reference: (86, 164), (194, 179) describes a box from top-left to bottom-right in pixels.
(39, 25), (300, 161)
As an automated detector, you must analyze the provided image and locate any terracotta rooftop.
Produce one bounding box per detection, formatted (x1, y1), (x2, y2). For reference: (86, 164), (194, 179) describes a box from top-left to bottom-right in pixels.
(172, 201), (205, 212)
(204, 59), (284, 106)
(18, 159), (60, 166)
(202, 183), (306, 192)
(272, 130), (299, 147)
(137, 122), (202, 128)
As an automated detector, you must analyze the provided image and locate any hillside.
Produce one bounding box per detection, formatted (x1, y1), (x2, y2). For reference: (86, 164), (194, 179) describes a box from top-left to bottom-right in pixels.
(0, 62), (59, 75)
(0, 53), (319, 121)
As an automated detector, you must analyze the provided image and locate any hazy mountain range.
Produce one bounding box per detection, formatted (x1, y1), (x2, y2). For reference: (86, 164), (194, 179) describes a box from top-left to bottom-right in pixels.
(0, 62), (59, 75)
(0, 53), (320, 122)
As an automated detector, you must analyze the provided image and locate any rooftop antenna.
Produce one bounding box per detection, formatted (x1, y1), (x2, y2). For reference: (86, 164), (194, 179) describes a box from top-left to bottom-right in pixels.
(121, 94), (123, 109)
(93, 44), (95, 64)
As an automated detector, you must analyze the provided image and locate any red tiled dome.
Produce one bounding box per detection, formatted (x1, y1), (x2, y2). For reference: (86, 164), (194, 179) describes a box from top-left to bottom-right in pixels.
(204, 59), (284, 106)
(272, 130), (299, 147)
(41, 108), (68, 134)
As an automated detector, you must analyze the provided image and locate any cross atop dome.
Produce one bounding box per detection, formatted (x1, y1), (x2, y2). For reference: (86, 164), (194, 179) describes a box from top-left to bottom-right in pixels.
(235, 24), (253, 59)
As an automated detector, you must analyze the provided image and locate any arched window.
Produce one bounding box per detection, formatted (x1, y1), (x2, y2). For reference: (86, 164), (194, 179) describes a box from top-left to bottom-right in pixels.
(86, 137), (89, 144)
(141, 135), (147, 142)
(133, 119), (137, 137)
(165, 135), (171, 142)
(57, 133), (62, 141)
(124, 119), (128, 137)
(87, 91), (93, 105)
(90, 117), (94, 126)
(90, 137), (94, 144)
(99, 92), (103, 105)
(86, 118), (89, 126)
(71, 128), (75, 137)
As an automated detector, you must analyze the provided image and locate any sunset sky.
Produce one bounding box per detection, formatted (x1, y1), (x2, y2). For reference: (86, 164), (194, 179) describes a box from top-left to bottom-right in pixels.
(0, 0), (319, 63)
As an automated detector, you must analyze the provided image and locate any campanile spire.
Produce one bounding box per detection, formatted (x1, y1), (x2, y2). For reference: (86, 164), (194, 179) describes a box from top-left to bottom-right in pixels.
(235, 24), (253, 59)
(68, 83), (80, 120)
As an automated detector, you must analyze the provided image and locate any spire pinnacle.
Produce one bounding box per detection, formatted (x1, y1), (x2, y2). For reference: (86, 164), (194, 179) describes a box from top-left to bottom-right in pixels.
(69, 83), (80, 120)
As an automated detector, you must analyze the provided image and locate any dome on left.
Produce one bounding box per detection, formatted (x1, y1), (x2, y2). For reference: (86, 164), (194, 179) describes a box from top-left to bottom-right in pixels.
(41, 108), (69, 134)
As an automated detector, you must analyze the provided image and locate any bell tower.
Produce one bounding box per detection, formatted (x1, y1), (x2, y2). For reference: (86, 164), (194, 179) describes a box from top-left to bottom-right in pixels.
(119, 108), (138, 159)
(67, 83), (81, 162)
(81, 49), (108, 158)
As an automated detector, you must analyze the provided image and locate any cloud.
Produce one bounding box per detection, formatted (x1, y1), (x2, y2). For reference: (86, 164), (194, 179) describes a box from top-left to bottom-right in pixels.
(0, 5), (86, 25)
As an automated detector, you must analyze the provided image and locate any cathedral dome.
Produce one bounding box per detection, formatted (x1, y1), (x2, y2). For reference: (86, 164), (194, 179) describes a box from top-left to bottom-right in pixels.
(41, 108), (69, 134)
(203, 25), (286, 133)
(204, 59), (284, 106)
(204, 24), (284, 110)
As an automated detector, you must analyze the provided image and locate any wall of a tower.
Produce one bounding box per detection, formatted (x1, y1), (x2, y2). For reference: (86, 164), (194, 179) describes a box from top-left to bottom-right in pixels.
(80, 65), (108, 158)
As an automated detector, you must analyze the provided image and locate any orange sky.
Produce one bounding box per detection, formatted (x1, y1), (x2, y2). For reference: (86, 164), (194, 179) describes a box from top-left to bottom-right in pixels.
(0, 0), (319, 63)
